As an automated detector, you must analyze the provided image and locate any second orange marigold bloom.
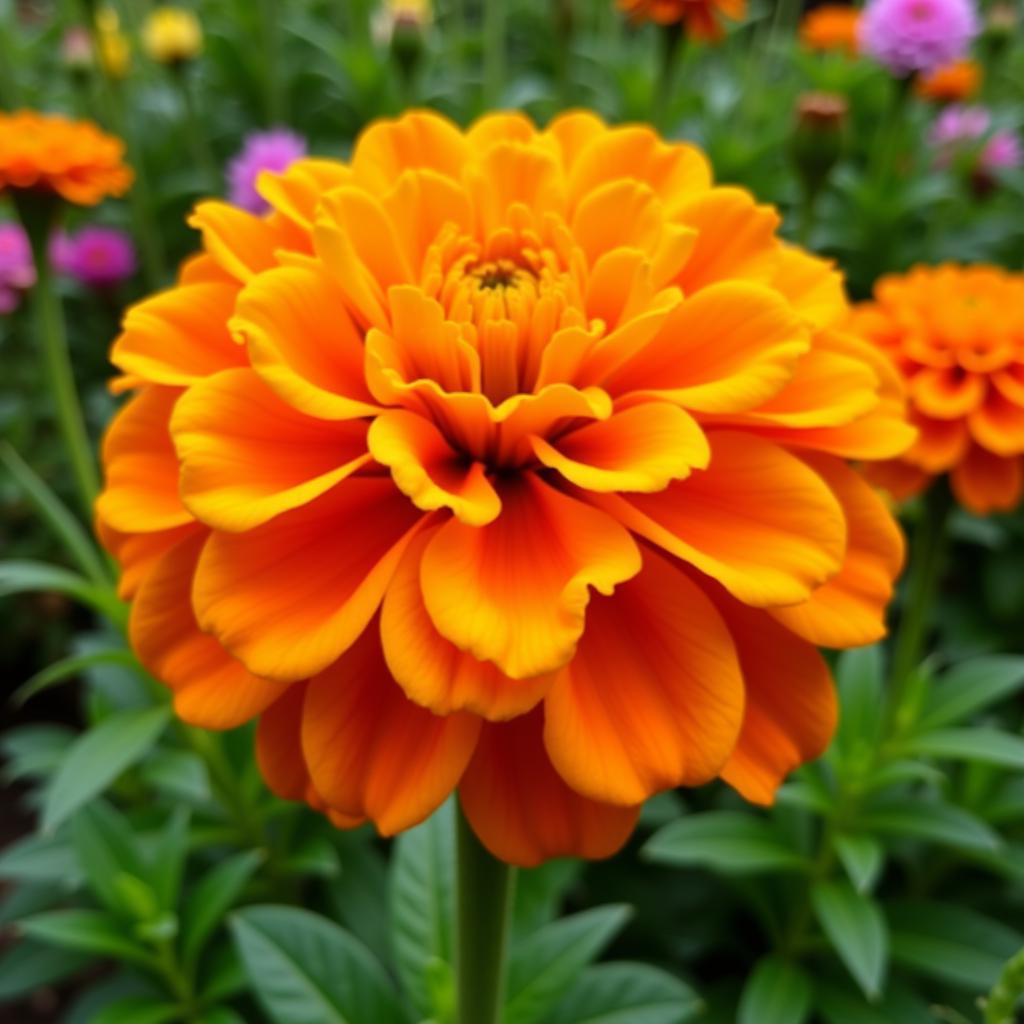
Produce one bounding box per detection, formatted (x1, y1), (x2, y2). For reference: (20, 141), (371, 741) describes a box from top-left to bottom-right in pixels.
(618, 0), (746, 40)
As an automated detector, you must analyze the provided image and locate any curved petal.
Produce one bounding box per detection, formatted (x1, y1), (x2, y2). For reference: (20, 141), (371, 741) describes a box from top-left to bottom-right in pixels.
(302, 625), (480, 835)
(381, 530), (554, 720)
(603, 282), (808, 414)
(968, 390), (1024, 457)
(770, 455), (905, 648)
(910, 367), (986, 420)
(256, 684), (313, 801)
(544, 547), (745, 805)
(368, 410), (500, 526)
(96, 519), (200, 600)
(545, 111), (607, 169)
(172, 367), (371, 531)
(193, 479), (426, 681)
(96, 387), (194, 533)
(420, 475), (641, 680)
(767, 247), (848, 329)
(188, 201), (290, 282)
(910, 414), (970, 472)
(131, 532), (287, 729)
(459, 711), (640, 868)
(862, 460), (931, 504)
(950, 446), (1024, 515)
(589, 431), (847, 607)
(257, 158), (353, 231)
(530, 402), (709, 493)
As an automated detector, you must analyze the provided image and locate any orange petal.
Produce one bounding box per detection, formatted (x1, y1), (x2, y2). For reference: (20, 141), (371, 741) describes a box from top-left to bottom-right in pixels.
(193, 479), (425, 681)
(96, 518), (200, 600)
(420, 474), (641, 680)
(188, 201), (288, 282)
(713, 594), (837, 804)
(910, 367), (986, 420)
(256, 158), (353, 231)
(368, 410), (500, 526)
(232, 264), (381, 421)
(381, 530), (554, 720)
(604, 282), (808, 414)
(111, 282), (244, 386)
(544, 547), (745, 805)
(460, 711), (640, 868)
(131, 533), (287, 729)
(770, 455), (905, 648)
(466, 111), (539, 148)
(96, 387), (194, 534)
(530, 401), (709, 493)
(545, 111), (607, 169)
(171, 367), (371, 532)
(910, 413), (970, 472)
(862, 460), (931, 504)
(466, 142), (565, 236)
(968, 390), (1024, 457)
(256, 684), (312, 801)
(589, 431), (846, 607)
(380, 170), (473, 271)
(950, 446), (1024, 515)
(767, 247), (848, 329)
(302, 625), (480, 835)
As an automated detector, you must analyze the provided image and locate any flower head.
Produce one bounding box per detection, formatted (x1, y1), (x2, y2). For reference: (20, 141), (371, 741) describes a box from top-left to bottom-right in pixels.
(142, 6), (203, 66)
(0, 222), (35, 314)
(226, 128), (307, 214)
(61, 26), (95, 71)
(855, 265), (1024, 514)
(95, 7), (131, 78)
(52, 225), (137, 289)
(799, 5), (862, 56)
(373, 0), (434, 44)
(617, 0), (746, 40)
(928, 104), (1022, 180)
(915, 58), (981, 101)
(0, 111), (133, 206)
(99, 111), (912, 866)
(859, 0), (979, 75)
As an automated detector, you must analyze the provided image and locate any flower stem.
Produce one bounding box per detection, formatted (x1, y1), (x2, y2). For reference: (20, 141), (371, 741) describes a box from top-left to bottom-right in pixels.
(175, 68), (219, 192)
(653, 25), (683, 133)
(25, 224), (100, 520)
(887, 483), (952, 717)
(482, 0), (506, 108)
(455, 804), (515, 1024)
(259, 0), (285, 123)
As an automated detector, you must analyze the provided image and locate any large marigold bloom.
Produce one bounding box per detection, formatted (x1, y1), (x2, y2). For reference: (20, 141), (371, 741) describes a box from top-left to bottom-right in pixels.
(799, 6), (862, 56)
(98, 111), (913, 866)
(617, 0), (745, 40)
(854, 265), (1024, 515)
(0, 111), (133, 206)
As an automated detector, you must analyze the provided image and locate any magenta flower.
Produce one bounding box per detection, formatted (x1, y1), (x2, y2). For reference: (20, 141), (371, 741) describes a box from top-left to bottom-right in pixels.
(226, 128), (307, 214)
(0, 222), (36, 315)
(860, 0), (979, 75)
(52, 226), (137, 289)
(929, 104), (1023, 176)
(983, 131), (1023, 171)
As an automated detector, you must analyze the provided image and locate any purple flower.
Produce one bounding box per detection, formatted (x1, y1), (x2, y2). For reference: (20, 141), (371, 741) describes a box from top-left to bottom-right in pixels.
(0, 222), (36, 315)
(983, 131), (1023, 171)
(929, 104), (1023, 175)
(52, 226), (137, 289)
(860, 0), (979, 75)
(226, 128), (307, 214)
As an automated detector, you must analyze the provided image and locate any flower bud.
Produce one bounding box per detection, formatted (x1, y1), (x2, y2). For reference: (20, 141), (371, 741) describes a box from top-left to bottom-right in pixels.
(791, 93), (848, 196)
(95, 7), (131, 79)
(61, 27), (94, 73)
(142, 6), (203, 67)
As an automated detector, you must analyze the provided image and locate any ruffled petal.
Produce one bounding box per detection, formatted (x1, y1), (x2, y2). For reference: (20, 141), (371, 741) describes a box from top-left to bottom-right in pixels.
(459, 711), (640, 868)
(950, 446), (1024, 515)
(256, 684), (312, 801)
(96, 519), (200, 600)
(968, 390), (1024, 457)
(188, 201), (291, 282)
(544, 547), (745, 805)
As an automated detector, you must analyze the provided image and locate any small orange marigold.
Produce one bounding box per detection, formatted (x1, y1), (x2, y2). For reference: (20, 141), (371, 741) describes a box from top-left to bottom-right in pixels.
(0, 111), (133, 206)
(915, 59), (982, 102)
(799, 5), (862, 55)
(855, 265), (1024, 514)
(617, 0), (746, 40)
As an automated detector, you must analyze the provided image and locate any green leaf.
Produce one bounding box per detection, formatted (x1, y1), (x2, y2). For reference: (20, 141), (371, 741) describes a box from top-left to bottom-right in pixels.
(835, 646), (884, 753)
(13, 648), (139, 706)
(834, 834), (883, 894)
(545, 962), (702, 1024)
(230, 905), (406, 1024)
(328, 832), (391, 969)
(643, 813), (808, 875)
(198, 1010), (247, 1024)
(0, 560), (120, 620)
(815, 980), (935, 1024)
(0, 832), (82, 889)
(19, 909), (156, 969)
(513, 858), (582, 939)
(888, 902), (1022, 991)
(811, 881), (888, 999)
(737, 957), (812, 1024)
(899, 728), (1024, 769)
(139, 748), (211, 804)
(859, 798), (1001, 852)
(149, 807), (191, 911)
(919, 656), (1024, 730)
(91, 997), (181, 1024)
(182, 849), (264, 967)
(41, 705), (172, 832)
(504, 904), (632, 1024)
(389, 799), (455, 1018)
(0, 723), (73, 781)
(0, 939), (90, 1000)
(71, 800), (146, 915)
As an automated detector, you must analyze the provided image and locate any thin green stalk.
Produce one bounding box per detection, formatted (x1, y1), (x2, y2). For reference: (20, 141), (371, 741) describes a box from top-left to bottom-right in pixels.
(0, 8), (20, 108)
(483, 0), (506, 108)
(871, 75), (913, 185)
(175, 68), (219, 192)
(24, 223), (101, 520)
(259, 0), (285, 123)
(653, 25), (684, 133)
(455, 805), (516, 1024)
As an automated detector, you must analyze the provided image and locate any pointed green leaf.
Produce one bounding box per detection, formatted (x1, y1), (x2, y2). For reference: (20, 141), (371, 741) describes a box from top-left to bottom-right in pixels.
(919, 656), (1024, 730)
(14, 649), (139, 706)
(71, 800), (146, 915)
(834, 834), (884, 894)
(900, 728), (1024, 769)
(91, 997), (181, 1024)
(19, 909), (156, 969)
(737, 957), (812, 1024)
(860, 798), (1000, 852)
(0, 939), (91, 1000)
(0, 832), (82, 889)
(811, 881), (888, 999)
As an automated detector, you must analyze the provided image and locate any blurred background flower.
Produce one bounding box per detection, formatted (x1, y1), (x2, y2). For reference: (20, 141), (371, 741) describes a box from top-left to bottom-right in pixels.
(859, 0), (979, 75)
(617, 0), (746, 41)
(51, 226), (137, 290)
(226, 127), (307, 213)
(915, 57), (982, 101)
(94, 5), (131, 79)
(799, 5), (862, 56)
(929, 103), (1023, 187)
(142, 6), (204, 67)
(0, 222), (36, 314)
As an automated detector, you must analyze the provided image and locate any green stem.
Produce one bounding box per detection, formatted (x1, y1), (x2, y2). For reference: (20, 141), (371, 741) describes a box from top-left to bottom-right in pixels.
(887, 484), (952, 719)
(798, 186), (820, 247)
(24, 221), (101, 520)
(871, 75), (913, 185)
(0, 8), (20, 108)
(653, 25), (684, 133)
(455, 805), (515, 1024)
(482, 0), (506, 108)
(259, 0), (285, 123)
(175, 68), (219, 191)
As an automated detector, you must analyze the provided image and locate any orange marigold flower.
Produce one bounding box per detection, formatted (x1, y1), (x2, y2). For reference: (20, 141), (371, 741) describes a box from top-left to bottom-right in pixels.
(617, 0), (745, 40)
(98, 110), (913, 866)
(0, 111), (133, 206)
(915, 59), (982, 102)
(854, 265), (1024, 515)
(799, 5), (862, 55)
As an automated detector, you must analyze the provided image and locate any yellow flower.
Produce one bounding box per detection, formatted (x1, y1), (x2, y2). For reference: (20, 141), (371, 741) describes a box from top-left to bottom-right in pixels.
(142, 6), (203, 66)
(96, 6), (131, 79)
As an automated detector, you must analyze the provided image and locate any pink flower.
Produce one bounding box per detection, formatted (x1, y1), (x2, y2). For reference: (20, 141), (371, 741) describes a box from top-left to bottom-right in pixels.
(929, 104), (1023, 176)
(52, 226), (137, 289)
(226, 128), (307, 214)
(0, 222), (36, 315)
(983, 131), (1023, 171)
(860, 0), (979, 75)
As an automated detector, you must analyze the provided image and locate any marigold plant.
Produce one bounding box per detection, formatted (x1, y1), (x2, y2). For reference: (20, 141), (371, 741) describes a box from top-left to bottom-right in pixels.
(617, 0), (745, 40)
(98, 110), (913, 866)
(799, 5), (862, 56)
(0, 110), (133, 206)
(855, 265), (1024, 514)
